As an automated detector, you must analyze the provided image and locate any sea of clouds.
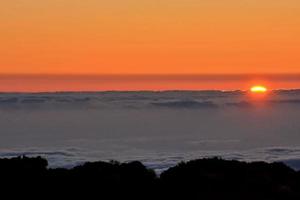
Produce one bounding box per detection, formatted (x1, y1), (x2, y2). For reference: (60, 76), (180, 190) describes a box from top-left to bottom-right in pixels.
(1, 90), (300, 172)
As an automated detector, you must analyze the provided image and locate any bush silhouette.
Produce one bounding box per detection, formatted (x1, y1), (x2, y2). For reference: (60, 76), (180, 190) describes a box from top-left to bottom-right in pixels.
(160, 157), (300, 199)
(0, 156), (300, 199)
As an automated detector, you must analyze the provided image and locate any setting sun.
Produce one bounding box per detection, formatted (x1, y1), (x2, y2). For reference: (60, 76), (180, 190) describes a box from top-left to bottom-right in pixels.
(250, 86), (268, 93)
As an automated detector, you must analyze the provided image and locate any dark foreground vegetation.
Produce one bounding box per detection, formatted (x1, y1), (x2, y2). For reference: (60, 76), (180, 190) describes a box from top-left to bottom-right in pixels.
(1, 156), (300, 199)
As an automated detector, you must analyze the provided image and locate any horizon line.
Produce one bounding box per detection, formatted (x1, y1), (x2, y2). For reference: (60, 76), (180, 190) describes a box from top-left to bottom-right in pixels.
(1, 88), (300, 94)
(0, 73), (299, 92)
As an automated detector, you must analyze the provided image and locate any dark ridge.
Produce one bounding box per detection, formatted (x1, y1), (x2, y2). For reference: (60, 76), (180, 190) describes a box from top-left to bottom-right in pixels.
(1, 156), (300, 199)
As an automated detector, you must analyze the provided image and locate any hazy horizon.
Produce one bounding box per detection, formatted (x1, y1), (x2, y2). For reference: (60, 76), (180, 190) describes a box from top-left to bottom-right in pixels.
(0, 73), (300, 92)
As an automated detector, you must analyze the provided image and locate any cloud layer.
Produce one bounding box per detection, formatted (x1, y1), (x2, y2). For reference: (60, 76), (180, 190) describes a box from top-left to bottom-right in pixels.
(1, 90), (300, 173)
(0, 90), (300, 110)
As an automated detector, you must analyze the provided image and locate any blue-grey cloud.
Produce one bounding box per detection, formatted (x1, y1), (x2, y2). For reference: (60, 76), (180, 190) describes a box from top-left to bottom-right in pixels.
(269, 99), (300, 105)
(225, 101), (252, 108)
(21, 98), (47, 104)
(0, 97), (18, 104)
(151, 100), (218, 109)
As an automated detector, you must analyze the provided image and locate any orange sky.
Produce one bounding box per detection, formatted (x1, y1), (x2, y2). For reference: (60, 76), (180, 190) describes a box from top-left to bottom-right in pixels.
(0, 1), (300, 91)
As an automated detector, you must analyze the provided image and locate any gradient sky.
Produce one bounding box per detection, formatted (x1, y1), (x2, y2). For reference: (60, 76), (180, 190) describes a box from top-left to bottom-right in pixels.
(0, 1), (300, 91)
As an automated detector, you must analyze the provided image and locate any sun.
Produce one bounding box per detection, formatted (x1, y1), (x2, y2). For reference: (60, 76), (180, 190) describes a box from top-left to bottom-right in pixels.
(250, 85), (268, 93)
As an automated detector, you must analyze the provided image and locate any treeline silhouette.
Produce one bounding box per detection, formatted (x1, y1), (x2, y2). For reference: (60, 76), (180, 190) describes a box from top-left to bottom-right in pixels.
(1, 156), (300, 199)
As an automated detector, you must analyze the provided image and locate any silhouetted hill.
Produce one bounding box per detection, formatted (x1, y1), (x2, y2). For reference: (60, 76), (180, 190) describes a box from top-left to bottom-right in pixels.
(1, 156), (300, 199)
(160, 158), (300, 199)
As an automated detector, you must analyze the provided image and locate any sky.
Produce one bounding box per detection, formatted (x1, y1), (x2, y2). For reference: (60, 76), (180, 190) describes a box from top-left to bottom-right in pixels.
(0, 0), (300, 91)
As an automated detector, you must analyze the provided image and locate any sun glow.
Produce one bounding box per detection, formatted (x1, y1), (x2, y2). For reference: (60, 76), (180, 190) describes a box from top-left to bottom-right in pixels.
(250, 86), (268, 93)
